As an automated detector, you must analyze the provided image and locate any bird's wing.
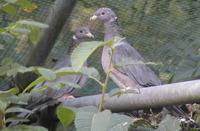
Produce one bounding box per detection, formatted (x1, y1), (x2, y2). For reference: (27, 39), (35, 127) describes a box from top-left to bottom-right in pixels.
(112, 40), (161, 87)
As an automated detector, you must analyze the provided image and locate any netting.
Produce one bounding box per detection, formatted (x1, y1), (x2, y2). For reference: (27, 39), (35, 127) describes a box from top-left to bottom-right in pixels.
(0, 0), (200, 95)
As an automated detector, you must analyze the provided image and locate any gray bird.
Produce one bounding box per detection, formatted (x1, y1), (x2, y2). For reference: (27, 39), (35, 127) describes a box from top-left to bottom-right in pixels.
(34, 26), (94, 100)
(90, 8), (190, 119)
(90, 8), (161, 91)
(10, 27), (94, 129)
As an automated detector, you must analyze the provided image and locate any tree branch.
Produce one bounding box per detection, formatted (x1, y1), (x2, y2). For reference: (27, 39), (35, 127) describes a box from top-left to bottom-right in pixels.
(62, 80), (200, 112)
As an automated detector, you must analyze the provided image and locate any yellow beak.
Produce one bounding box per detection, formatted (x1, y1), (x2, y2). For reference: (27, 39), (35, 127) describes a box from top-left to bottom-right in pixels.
(86, 32), (94, 38)
(90, 15), (98, 21)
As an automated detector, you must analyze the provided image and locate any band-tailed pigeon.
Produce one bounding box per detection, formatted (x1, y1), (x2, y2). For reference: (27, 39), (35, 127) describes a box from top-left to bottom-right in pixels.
(34, 26), (94, 99)
(90, 8), (161, 91)
(90, 8), (190, 118)
(10, 27), (94, 128)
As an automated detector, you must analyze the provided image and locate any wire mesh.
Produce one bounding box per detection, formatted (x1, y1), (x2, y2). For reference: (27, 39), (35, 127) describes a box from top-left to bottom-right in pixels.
(0, 0), (200, 95)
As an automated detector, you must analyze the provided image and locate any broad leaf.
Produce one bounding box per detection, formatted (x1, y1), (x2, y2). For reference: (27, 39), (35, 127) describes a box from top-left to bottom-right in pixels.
(91, 110), (111, 131)
(29, 26), (40, 44)
(37, 67), (56, 81)
(56, 106), (75, 128)
(71, 41), (112, 71)
(2, 4), (17, 14)
(80, 67), (100, 81)
(75, 111), (95, 131)
(108, 113), (133, 131)
(156, 115), (181, 131)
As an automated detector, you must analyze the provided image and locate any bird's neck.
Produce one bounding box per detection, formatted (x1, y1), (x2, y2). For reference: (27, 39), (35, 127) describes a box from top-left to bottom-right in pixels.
(104, 20), (121, 41)
(67, 38), (81, 55)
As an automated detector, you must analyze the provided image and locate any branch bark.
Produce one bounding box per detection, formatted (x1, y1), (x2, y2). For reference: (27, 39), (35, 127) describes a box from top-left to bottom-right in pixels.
(62, 80), (200, 112)
(26, 0), (76, 66)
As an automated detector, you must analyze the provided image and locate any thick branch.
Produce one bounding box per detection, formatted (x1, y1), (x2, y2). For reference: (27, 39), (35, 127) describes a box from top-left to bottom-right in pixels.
(62, 80), (200, 112)
(26, 0), (76, 66)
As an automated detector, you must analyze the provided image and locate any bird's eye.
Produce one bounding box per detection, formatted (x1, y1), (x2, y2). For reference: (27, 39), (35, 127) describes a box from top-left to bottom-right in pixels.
(101, 12), (105, 15)
(80, 30), (83, 33)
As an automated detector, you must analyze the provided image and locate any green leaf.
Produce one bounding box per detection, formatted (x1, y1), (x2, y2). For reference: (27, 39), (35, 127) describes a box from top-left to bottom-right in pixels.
(56, 106), (75, 128)
(2, 125), (48, 131)
(7, 87), (19, 95)
(91, 110), (111, 131)
(2, 4), (17, 14)
(37, 67), (56, 81)
(29, 26), (40, 44)
(5, 107), (32, 114)
(18, 20), (49, 28)
(156, 115), (181, 131)
(55, 67), (80, 76)
(109, 113), (133, 131)
(71, 41), (112, 71)
(75, 111), (95, 131)
(16, 0), (34, 8)
(6, 117), (29, 123)
(0, 100), (9, 111)
(23, 76), (46, 93)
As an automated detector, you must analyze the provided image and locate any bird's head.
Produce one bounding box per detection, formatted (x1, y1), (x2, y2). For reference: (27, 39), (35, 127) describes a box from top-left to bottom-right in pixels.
(73, 27), (94, 40)
(90, 8), (117, 23)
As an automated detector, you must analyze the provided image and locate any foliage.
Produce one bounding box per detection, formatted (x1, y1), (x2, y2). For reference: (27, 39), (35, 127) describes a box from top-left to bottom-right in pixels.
(1, 0), (37, 14)
(0, 0), (200, 130)
(56, 106), (75, 128)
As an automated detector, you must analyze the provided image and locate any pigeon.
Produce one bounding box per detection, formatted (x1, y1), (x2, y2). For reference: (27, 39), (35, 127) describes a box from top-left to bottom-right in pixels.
(34, 26), (94, 99)
(90, 8), (161, 91)
(9, 27), (94, 129)
(90, 7), (192, 120)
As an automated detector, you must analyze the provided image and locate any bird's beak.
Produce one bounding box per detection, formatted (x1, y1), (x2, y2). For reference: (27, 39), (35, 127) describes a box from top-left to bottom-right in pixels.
(90, 15), (98, 21)
(86, 32), (94, 38)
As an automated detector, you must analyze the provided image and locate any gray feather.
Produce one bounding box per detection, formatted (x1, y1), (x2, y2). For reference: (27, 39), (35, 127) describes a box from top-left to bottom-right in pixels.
(112, 40), (161, 87)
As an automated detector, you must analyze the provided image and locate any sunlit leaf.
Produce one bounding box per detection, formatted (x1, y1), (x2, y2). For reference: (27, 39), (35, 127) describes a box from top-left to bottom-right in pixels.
(2, 4), (17, 14)
(56, 106), (75, 128)
(29, 26), (40, 44)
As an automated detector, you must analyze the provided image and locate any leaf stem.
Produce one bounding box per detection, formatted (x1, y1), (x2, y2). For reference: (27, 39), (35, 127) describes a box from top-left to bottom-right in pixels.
(98, 48), (113, 112)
